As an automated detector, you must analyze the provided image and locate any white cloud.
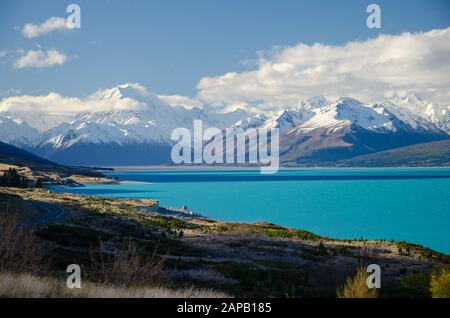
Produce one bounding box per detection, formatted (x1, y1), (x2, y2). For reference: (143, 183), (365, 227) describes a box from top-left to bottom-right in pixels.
(0, 83), (165, 116)
(158, 95), (203, 109)
(0, 92), (145, 116)
(197, 28), (450, 110)
(14, 49), (67, 69)
(22, 17), (70, 38)
(0, 93), (80, 114)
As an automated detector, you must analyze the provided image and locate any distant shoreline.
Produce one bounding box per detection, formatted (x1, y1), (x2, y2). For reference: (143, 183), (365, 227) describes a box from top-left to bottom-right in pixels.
(104, 165), (450, 172)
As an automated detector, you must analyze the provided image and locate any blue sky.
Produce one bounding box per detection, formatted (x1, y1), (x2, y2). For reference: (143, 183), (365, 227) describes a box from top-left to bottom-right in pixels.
(0, 0), (449, 104)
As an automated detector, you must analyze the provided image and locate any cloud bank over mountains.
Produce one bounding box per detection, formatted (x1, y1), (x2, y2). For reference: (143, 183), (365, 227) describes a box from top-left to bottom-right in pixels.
(197, 28), (450, 110)
(0, 83), (149, 116)
(2, 27), (450, 113)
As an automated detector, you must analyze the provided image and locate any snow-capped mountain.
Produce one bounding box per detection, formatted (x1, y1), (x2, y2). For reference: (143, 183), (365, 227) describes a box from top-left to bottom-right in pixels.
(296, 95), (329, 110)
(11, 84), (253, 164)
(206, 96), (449, 165)
(0, 94), (75, 132)
(386, 93), (450, 133)
(277, 97), (448, 164)
(237, 96), (442, 136)
(0, 115), (38, 146)
(0, 84), (448, 166)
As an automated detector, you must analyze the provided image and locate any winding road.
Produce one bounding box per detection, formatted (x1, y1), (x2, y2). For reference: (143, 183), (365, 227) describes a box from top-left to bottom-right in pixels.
(28, 201), (65, 226)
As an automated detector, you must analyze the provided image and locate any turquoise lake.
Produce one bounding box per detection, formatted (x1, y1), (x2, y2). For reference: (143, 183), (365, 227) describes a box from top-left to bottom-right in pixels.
(51, 168), (450, 253)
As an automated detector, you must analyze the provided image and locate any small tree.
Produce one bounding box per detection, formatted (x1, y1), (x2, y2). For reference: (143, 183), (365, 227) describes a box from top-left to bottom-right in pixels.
(0, 168), (29, 188)
(1, 168), (21, 187)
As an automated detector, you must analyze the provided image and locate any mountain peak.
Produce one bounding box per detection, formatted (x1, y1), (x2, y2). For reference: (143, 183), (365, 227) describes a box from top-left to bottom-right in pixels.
(335, 97), (363, 107)
(297, 96), (328, 109)
(98, 83), (150, 101)
(404, 93), (424, 106)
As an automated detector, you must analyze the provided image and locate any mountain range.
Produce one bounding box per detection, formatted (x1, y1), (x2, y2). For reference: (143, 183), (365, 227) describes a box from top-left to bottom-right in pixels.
(0, 83), (449, 166)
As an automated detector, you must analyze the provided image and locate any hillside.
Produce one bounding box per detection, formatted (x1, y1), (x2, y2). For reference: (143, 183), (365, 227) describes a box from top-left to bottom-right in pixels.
(339, 139), (450, 167)
(0, 141), (107, 184)
(1, 187), (448, 298)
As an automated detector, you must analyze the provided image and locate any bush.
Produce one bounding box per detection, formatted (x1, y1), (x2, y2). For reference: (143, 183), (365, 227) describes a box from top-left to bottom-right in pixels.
(0, 211), (47, 274)
(88, 239), (165, 287)
(401, 272), (430, 298)
(337, 266), (379, 298)
(430, 268), (450, 298)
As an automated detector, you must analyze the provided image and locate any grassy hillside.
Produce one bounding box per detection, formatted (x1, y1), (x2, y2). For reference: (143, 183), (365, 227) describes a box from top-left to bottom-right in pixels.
(0, 141), (108, 184)
(339, 139), (450, 167)
(1, 187), (448, 298)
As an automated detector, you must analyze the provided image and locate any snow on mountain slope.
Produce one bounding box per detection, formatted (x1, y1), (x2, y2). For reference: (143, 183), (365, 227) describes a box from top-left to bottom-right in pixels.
(284, 97), (445, 136)
(1, 82), (448, 166)
(26, 84), (252, 157)
(0, 114), (39, 146)
(379, 101), (443, 133)
(231, 113), (268, 131)
(296, 96), (329, 110)
(234, 95), (441, 137)
(97, 83), (151, 102)
(277, 97), (448, 165)
(0, 96), (75, 132)
(386, 93), (450, 133)
(1, 112), (74, 132)
(428, 104), (450, 133)
(259, 108), (313, 133)
(33, 120), (136, 150)
(292, 97), (386, 133)
(216, 96), (448, 165)
(256, 96), (328, 133)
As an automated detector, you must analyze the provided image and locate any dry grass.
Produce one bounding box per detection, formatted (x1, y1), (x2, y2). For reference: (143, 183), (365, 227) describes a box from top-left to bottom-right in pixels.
(337, 266), (379, 298)
(430, 268), (450, 298)
(0, 272), (229, 298)
(0, 210), (47, 274)
(88, 238), (165, 287)
(0, 272), (54, 298)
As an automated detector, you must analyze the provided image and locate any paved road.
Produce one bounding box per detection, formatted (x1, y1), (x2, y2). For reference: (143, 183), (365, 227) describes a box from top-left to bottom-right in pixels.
(28, 201), (65, 226)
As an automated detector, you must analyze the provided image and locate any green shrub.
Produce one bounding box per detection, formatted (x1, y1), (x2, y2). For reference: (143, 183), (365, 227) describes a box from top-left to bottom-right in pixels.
(401, 272), (430, 298)
(215, 262), (312, 297)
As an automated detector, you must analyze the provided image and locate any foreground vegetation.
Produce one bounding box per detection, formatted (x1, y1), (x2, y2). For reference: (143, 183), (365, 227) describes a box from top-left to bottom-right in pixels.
(0, 272), (227, 298)
(0, 187), (449, 298)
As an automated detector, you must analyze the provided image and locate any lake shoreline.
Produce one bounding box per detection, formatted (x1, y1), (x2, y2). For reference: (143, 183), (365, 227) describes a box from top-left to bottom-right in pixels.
(50, 167), (450, 254)
(2, 186), (448, 298)
(105, 165), (450, 172)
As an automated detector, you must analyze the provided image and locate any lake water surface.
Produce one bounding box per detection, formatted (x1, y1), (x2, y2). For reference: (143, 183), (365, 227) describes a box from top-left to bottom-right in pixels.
(51, 168), (450, 253)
